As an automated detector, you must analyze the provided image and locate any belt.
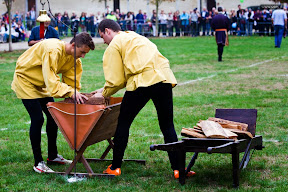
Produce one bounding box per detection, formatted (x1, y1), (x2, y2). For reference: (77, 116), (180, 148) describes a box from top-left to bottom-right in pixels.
(215, 29), (227, 32)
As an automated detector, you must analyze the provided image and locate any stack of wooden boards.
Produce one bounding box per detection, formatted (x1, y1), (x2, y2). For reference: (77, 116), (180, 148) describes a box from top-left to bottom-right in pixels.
(181, 117), (253, 140)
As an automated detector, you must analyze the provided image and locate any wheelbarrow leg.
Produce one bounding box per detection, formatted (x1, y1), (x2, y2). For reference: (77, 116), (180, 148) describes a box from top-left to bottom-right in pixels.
(232, 144), (240, 188)
(186, 152), (198, 175)
(242, 150), (251, 169)
(178, 150), (186, 185)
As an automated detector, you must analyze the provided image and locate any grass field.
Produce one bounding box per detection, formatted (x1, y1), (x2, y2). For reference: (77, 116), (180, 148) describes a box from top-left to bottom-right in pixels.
(0, 35), (288, 191)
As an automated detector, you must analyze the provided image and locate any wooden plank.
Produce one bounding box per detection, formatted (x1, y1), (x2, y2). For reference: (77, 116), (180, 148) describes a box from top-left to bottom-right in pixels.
(49, 172), (115, 178)
(100, 139), (114, 159)
(199, 120), (237, 139)
(208, 117), (248, 131)
(182, 138), (235, 148)
(85, 158), (146, 165)
(181, 128), (206, 138)
(80, 155), (94, 174)
(150, 141), (184, 152)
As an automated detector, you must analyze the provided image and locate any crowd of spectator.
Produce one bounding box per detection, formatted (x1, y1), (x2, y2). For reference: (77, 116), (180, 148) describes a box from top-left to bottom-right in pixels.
(0, 11), (27, 43)
(1, 4), (288, 43)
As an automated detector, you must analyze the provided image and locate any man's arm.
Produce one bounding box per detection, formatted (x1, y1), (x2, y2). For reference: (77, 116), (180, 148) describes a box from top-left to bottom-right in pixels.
(101, 46), (126, 97)
(91, 87), (104, 94)
(28, 27), (40, 46)
(28, 39), (43, 46)
(61, 59), (88, 103)
(42, 50), (85, 103)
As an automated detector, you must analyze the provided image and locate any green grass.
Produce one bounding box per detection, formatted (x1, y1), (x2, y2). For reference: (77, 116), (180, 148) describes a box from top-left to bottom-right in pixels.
(1, 36), (288, 191)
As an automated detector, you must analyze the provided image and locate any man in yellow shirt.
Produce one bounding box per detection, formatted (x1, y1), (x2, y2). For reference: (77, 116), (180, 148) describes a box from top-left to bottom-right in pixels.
(94, 19), (195, 179)
(11, 32), (95, 173)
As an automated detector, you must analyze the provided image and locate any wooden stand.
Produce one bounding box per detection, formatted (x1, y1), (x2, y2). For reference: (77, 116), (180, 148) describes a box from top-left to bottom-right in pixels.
(150, 109), (264, 188)
(47, 97), (145, 178)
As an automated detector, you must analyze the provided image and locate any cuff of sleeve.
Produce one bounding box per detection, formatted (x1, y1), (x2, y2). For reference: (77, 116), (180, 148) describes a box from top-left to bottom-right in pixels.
(102, 89), (110, 98)
(67, 90), (75, 98)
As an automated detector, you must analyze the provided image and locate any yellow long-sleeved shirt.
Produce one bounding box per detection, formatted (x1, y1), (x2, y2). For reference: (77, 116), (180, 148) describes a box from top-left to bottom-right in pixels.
(102, 31), (177, 97)
(11, 38), (82, 99)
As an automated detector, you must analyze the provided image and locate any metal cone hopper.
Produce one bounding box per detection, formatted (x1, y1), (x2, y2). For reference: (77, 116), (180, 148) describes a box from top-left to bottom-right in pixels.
(36, 10), (51, 22)
(36, 10), (51, 39)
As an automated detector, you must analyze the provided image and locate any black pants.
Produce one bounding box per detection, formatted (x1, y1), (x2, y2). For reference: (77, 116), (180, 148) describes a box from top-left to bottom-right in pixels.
(191, 21), (198, 37)
(112, 83), (179, 170)
(217, 44), (224, 61)
(22, 97), (58, 165)
(158, 24), (167, 36)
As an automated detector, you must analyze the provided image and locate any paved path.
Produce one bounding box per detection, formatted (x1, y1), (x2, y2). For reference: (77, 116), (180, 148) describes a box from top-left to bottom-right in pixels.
(0, 37), (104, 52)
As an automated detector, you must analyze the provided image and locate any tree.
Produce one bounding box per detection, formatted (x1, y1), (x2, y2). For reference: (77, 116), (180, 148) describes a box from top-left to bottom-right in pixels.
(150, 0), (184, 36)
(3, 0), (14, 51)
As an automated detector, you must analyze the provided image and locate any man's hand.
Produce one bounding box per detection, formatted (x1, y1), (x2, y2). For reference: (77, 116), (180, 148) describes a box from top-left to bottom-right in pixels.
(71, 91), (89, 104)
(92, 92), (104, 99)
(91, 87), (104, 94)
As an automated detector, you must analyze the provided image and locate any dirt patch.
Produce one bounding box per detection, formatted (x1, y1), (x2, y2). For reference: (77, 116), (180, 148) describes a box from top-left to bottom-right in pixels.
(257, 82), (286, 91)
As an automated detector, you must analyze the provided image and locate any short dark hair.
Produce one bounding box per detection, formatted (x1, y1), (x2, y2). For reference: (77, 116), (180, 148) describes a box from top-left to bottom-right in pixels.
(98, 19), (121, 33)
(70, 32), (95, 50)
(218, 7), (223, 12)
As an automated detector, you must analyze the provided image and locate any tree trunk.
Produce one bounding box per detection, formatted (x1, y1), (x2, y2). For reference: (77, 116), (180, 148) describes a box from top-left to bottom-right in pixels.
(8, 1), (12, 52)
(5, 0), (13, 51)
(155, 0), (159, 37)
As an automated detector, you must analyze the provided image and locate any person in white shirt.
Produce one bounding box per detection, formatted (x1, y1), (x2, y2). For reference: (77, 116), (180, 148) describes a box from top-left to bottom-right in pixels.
(245, 8), (254, 36)
(124, 11), (134, 31)
(158, 10), (167, 37)
(105, 6), (111, 15)
(272, 7), (287, 48)
(0, 22), (7, 43)
(5, 25), (19, 42)
(190, 8), (199, 37)
(30, 7), (36, 27)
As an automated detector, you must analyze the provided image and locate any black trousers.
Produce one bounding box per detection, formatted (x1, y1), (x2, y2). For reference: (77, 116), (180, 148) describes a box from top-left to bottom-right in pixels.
(112, 83), (179, 170)
(22, 97), (58, 165)
(158, 24), (167, 36)
(217, 44), (224, 61)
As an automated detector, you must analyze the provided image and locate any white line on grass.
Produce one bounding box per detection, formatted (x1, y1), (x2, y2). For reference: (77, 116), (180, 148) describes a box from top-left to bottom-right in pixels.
(277, 74), (288, 77)
(131, 134), (163, 137)
(178, 56), (287, 86)
(263, 139), (279, 143)
(2, 129), (48, 134)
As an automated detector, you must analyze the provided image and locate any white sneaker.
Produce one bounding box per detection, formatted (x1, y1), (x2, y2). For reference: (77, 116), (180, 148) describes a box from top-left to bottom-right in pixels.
(47, 154), (72, 165)
(33, 161), (54, 173)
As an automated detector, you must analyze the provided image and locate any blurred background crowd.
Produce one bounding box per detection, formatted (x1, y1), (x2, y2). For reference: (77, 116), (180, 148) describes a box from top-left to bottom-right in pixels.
(1, 4), (287, 43)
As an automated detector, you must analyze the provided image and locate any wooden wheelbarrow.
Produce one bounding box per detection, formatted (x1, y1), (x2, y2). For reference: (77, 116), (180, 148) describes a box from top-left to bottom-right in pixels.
(46, 97), (145, 178)
(150, 109), (264, 188)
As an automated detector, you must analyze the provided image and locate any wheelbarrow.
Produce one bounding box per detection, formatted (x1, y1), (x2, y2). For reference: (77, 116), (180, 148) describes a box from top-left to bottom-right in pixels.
(150, 109), (264, 188)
